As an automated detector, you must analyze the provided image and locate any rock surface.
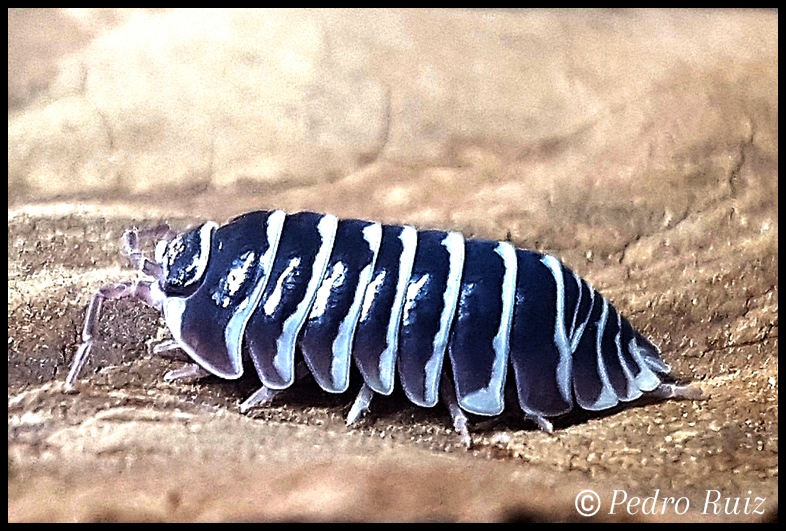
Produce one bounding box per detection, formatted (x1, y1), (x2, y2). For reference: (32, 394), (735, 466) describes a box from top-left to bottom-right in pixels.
(8, 8), (778, 522)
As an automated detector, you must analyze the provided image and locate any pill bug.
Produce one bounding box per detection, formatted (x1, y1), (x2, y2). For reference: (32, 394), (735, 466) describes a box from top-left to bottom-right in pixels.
(66, 210), (700, 445)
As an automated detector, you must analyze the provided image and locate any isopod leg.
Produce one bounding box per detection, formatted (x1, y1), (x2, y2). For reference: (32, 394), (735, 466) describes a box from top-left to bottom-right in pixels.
(346, 383), (375, 427)
(151, 339), (190, 361)
(65, 280), (162, 391)
(650, 382), (706, 401)
(163, 363), (212, 382)
(439, 376), (473, 448)
(525, 413), (554, 434)
(238, 362), (311, 413)
(239, 386), (281, 413)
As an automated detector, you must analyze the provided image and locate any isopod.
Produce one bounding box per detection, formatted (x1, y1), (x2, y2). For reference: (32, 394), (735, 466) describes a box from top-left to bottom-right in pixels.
(66, 210), (701, 446)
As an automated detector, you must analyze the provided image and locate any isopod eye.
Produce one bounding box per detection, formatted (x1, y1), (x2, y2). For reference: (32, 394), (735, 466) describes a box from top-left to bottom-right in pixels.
(158, 222), (217, 297)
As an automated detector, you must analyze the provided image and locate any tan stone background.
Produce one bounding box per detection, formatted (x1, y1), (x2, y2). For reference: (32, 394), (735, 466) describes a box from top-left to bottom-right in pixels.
(8, 9), (778, 522)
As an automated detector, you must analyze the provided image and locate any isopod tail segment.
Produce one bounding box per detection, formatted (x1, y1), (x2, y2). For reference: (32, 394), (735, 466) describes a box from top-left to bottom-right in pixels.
(66, 210), (704, 447)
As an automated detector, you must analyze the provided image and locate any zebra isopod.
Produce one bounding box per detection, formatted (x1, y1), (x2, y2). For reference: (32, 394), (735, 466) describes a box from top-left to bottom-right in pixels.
(65, 210), (701, 445)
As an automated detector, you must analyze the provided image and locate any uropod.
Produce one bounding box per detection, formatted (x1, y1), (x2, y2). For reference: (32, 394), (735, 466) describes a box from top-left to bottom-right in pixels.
(66, 210), (701, 446)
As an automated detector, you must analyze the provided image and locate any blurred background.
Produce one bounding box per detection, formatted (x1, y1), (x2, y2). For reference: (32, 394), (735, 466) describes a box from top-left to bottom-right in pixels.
(8, 9), (778, 522)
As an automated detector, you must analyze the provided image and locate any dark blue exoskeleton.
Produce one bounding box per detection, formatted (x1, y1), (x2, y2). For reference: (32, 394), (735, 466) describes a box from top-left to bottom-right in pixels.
(66, 209), (700, 445)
